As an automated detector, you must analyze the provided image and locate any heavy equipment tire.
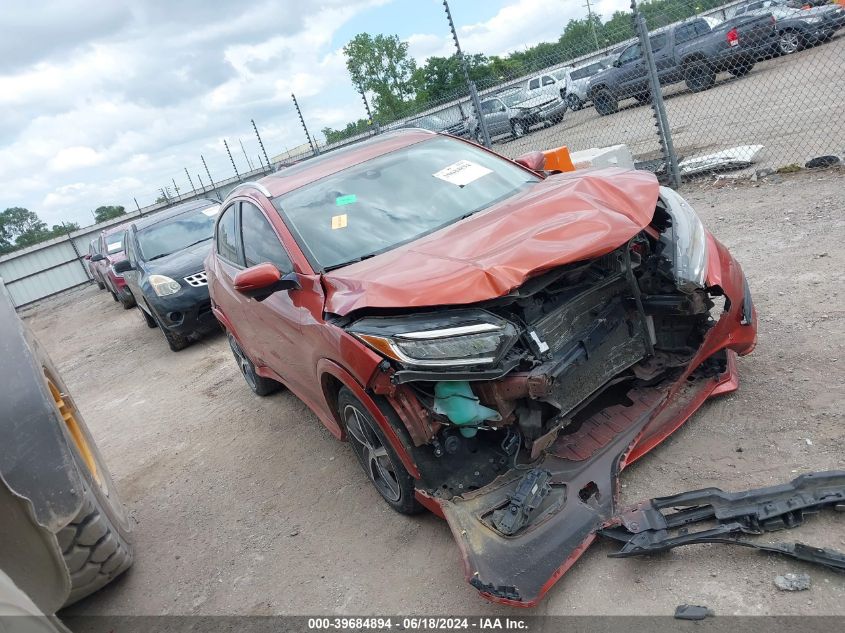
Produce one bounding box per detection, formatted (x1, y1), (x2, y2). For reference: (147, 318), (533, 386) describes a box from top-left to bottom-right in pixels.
(338, 387), (423, 515)
(45, 374), (134, 606)
(0, 280), (132, 610)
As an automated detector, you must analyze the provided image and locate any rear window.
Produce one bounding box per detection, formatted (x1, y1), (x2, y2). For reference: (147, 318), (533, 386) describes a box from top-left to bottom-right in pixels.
(106, 235), (123, 253)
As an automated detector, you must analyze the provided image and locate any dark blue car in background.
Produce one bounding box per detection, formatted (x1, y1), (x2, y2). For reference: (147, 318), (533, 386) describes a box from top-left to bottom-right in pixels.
(116, 199), (220, 351)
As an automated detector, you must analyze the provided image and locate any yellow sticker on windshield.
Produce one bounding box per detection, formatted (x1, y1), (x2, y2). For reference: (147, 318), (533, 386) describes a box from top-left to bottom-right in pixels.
(331, 214), (348, 230)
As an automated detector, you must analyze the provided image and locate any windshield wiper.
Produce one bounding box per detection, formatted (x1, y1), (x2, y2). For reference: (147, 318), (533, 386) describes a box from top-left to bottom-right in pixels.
(148, 253), (172, 261)
(181, 236), (213, 249)
(324, 252), (378, 271)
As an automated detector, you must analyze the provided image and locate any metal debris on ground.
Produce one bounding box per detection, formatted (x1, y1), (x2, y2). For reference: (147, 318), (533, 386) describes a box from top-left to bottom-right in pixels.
(774, 573), (811, 592)
(674, 604), (714, 620)
(599, 471), (845, 571)
(805, 156), (841, 169)
(678, 145), (764, 177)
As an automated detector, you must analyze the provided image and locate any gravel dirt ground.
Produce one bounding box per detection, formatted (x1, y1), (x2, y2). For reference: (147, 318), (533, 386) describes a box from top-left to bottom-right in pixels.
(21, 167), (844, 617)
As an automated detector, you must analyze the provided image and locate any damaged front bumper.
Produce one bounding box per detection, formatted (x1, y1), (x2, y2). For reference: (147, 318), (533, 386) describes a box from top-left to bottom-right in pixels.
(422, 235), (757, 606)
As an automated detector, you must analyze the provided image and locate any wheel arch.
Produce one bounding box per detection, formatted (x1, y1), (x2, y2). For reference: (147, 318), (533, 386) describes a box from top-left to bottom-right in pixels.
(0, 281), (87, 534)
(317, 358), (421, 479)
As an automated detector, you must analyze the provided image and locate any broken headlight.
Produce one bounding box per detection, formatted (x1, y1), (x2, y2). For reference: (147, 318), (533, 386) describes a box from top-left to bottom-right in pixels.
(348, 310), (518, 368)
(658, 186), (708, 292)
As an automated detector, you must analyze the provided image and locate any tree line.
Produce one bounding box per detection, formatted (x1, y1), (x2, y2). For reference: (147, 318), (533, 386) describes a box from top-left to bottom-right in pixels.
(0, 205), (127, 255)
(322, 0), (729, 143)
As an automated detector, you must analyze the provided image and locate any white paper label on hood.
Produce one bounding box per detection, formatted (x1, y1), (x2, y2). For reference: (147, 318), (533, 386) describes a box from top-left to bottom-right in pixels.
(201, 205), (220, 216)
(433, 160), (492, 187)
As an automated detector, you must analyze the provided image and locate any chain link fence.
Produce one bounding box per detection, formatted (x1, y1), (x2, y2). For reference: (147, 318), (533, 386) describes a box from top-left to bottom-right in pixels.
(142, 0), (845, 209)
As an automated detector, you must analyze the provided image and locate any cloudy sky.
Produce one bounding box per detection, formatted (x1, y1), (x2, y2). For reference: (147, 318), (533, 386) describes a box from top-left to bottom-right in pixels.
(0, 0), (628, 227)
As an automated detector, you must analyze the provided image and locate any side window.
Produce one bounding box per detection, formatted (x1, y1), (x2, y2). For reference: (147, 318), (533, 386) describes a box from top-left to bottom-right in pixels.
(650, 33), (668, 51)
(241, 202), (293, 272)
(695, 20), (713, 36)
(619, 43), (641, 64)
(480, 100), (495, 114)
(216, 203), (241, 265)
(541, 75), (555, 86)
(675, 24), (692, 43)
(528, 78), (540, 90)
(494, 99), (505, 112)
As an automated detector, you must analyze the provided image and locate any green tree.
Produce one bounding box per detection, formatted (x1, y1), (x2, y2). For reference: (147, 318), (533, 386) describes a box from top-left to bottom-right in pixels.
(322, 118), (374, 145)
(0, 207), (49, 253)
(343, 33), (417, 120)
(93, 205), (126, 223)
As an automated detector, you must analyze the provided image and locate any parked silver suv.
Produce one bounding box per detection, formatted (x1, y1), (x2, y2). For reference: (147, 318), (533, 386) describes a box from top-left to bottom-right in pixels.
(467, 92), (540, 143)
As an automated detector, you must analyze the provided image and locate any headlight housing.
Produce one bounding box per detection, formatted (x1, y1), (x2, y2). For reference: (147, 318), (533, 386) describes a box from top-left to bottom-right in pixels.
(658, 186), (708, 292)
(348, 310), (518, 369)
(149, 274), (182, 297)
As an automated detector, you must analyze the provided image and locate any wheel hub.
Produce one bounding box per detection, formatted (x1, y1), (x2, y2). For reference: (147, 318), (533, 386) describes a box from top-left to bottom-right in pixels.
(344, 405), (401, 502)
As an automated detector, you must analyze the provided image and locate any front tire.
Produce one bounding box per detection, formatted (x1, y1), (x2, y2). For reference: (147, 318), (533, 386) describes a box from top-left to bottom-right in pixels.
(511, 120), (526, 138)
(227, 332), (281, 396)
(337, 388), (422, 515)
(150, 310), (189, 352)
(138, 302), (158, 328)
(566, 93), (582, 111)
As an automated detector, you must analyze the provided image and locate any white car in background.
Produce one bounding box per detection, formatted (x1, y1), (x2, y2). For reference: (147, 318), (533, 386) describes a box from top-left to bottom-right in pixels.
(553, 58), (616, 111)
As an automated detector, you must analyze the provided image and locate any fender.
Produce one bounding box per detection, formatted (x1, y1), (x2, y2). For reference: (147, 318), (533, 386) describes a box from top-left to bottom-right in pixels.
(317, 359), (421, 479)
(0, 281), (86, 533)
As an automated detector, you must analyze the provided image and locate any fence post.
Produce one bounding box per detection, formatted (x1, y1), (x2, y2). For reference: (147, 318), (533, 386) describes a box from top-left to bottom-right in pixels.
(442, 0), (491, 148)
(632, 0), (681, 188)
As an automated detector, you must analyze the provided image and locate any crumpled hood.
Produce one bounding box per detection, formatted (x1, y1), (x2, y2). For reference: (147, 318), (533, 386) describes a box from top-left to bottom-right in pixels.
(323, 167), (659, 316)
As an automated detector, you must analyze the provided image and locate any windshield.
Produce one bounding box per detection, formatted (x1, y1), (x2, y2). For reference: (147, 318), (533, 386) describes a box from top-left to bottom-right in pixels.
(106, 235), (123, 253)
(273, 136), (539, 271)
(501, 92), (524, 106)
(137, 206), (218, 261)
(551, 68), (569, 80)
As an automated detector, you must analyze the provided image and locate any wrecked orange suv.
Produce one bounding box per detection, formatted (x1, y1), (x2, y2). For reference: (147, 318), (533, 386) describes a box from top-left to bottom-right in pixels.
(206, 130), (757, 606)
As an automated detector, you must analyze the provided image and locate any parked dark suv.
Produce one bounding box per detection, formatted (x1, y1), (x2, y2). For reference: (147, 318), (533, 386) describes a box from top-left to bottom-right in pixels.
(115, 199), (220, 351)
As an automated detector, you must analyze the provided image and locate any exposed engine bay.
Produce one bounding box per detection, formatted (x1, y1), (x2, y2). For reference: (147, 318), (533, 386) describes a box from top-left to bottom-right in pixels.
(336, 183), (756, 605)
(348, 189), (722, 502)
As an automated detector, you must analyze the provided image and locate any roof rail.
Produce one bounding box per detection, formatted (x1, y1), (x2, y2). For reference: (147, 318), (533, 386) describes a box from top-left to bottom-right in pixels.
(229, 181), (272, 198)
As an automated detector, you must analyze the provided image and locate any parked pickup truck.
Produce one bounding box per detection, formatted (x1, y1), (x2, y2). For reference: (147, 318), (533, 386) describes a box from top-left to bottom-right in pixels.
(587, 14), (777, 116)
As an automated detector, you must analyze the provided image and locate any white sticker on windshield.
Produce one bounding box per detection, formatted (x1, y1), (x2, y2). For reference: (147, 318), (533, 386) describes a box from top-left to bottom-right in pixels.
(201, 205), (220, 216)
(433, 160), (492, 187)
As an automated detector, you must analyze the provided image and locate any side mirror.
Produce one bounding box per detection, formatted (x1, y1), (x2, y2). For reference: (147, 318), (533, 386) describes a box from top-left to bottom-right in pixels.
(234, 263), (300, 301)
(613, 59), (622, 68)
(499, 106), (507, 112)
(90, 253), (105, 262)
(514, 151), (546, 171)
(113, 259), (133, 274)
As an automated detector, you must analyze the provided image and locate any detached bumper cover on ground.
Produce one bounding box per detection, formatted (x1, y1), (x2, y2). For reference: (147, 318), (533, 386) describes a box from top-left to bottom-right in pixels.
(427, 234), (756, 606)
